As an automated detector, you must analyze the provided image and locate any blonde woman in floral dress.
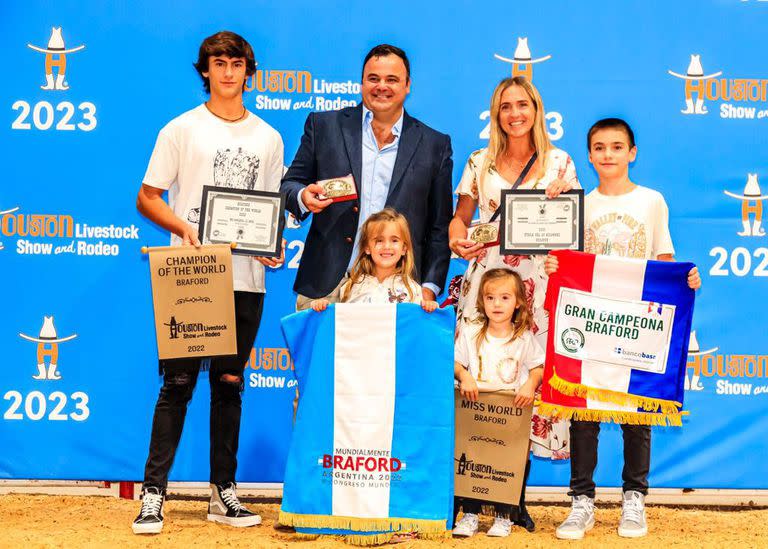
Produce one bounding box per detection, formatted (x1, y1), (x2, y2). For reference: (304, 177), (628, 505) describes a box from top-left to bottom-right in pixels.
(449, 77), (579, 528)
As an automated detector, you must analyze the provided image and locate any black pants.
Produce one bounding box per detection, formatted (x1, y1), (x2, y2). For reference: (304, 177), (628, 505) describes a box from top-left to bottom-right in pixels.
(568, 420), (651, 499)
(143, 292), (264, 490)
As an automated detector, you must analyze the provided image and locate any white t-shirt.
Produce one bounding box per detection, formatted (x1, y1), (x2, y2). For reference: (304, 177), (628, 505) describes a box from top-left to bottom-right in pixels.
(584, 185), (675, 260)
(455, 325), (545, 392)
(143, 104), (284, 293)
(342, 274), (422, 304)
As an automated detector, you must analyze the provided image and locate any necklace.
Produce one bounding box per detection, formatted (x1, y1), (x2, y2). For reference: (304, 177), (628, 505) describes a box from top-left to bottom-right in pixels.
(205, 102), (247, 123)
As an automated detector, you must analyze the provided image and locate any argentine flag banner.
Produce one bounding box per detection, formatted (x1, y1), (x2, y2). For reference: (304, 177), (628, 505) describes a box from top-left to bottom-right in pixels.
(540, 250), (695, 426)
(280, 304), (455, 544)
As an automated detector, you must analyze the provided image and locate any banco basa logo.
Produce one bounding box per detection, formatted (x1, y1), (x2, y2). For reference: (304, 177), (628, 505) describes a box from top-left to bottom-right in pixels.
(494, 37), (551, 81)
(27, 27), (85, 91)
(19, 316), (78, 381)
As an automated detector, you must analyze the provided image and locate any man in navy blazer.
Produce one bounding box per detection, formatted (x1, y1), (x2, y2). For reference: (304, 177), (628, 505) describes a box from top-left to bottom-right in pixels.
(281, 44), (453, 306)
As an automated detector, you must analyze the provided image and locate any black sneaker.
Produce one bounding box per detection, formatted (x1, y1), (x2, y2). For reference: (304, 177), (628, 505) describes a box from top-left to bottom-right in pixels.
(132, 486), (165, 534)
(207, 482), (261, 527)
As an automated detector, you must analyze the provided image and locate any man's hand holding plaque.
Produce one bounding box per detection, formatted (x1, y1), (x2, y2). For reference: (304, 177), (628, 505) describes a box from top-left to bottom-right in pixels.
(315, 174), (358, 203)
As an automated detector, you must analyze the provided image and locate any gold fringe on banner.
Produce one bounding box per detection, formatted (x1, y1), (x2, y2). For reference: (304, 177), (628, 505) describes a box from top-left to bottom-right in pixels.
(537, 402), (684, 426)
(278, 511), (448, 535)
(294, 533), (320, 541)
(549, 369), (683, 414)
(344, 533), (394, 546)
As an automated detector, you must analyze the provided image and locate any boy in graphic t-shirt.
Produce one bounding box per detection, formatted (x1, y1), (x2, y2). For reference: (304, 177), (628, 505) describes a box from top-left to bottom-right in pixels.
(544, 118), (701, 540)
(132, 31), (284, 535)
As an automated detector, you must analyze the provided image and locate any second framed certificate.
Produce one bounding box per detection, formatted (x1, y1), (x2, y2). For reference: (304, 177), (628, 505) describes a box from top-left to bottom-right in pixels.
(499, 189), (584, 255)
(198, 186), (285, 258)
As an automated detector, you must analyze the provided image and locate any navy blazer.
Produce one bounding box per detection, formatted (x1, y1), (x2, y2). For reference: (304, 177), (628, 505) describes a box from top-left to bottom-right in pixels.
(281, 104), (453, 299)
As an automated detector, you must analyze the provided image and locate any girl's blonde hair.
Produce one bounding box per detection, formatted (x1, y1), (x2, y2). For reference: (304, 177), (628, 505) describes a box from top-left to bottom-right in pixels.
(480, 76), (553, 196)
(342, 208), (417, 302)
(474, 268), (533, 352)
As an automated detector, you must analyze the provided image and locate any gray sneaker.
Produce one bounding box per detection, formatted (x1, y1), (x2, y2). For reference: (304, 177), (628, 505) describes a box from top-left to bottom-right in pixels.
(618, 490), (648, 538)
(556, 495), (595, 540)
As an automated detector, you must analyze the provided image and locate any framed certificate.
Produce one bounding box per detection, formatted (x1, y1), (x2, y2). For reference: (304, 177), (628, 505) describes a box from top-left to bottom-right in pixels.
(198, 186), (285, 258)
(499, 189), (584, 255)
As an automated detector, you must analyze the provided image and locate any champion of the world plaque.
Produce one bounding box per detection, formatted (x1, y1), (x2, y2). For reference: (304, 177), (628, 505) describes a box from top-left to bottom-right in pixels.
(198, 186), (285, 258)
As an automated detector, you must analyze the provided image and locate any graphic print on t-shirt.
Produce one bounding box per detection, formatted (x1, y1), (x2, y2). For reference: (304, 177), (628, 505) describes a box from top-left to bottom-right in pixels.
(585, 212), (647, 258)
(213, 147), (260, 190)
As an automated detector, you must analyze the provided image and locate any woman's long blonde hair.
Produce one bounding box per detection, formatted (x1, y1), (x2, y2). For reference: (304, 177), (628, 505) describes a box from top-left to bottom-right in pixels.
(342, 208), (417, 302)
(480, 76), (553, 196)
(474, 268), (533, 353)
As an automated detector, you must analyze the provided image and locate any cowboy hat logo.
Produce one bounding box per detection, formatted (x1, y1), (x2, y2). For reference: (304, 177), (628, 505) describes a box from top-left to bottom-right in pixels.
(724, 174), (766, 237)
(27, 27), (85, 91)
(494, 37), (551, 81)
(668, 54), (722, 115)
(686, 331), (718, 391)
(19, 316), (78, 380)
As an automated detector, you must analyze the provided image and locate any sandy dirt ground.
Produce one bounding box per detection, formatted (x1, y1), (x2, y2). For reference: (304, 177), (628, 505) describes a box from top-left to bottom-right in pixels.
(0, 495), (766, 548)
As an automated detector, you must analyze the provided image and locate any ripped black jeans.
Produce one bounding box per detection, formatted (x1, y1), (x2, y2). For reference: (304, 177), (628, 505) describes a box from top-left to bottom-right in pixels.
(142, 291), (264, 490)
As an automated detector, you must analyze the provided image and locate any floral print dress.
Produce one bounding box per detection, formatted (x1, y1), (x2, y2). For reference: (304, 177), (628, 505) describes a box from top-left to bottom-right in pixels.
(455, 147), (579, 460)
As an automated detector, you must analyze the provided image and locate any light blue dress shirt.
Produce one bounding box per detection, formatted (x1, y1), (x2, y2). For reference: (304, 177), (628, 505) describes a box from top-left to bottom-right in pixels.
(351, 105), (403, 269)
(299, 106), (439, 296)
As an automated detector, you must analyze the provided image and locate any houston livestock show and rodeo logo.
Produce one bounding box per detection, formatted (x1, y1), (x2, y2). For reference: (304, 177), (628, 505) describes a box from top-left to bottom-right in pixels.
(668, 54), (768, 119)
(246, 66), (359, 112)
(708, 173), (767, 277)
(4, 316), (90, 422)
(686, 329), (768, 397)
(487, 37), (563, 141)
(686, 172), (768, 397)
(0, 207), (142, 257)
(11, 27), (97, 132)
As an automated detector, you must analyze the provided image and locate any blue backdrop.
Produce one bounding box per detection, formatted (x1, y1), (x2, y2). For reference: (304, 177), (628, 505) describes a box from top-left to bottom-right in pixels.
(2, 0), (767, 490)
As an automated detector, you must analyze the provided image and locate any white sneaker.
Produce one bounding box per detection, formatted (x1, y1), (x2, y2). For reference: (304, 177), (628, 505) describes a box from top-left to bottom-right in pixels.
(556, 495), (595, 540)
(618, 490), (648, 538)
(486, 516), (512, 537)
(452, 513), (479, 537)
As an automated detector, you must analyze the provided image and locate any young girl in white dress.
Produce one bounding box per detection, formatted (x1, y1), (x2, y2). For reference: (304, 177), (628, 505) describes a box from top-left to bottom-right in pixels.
(311, 208), (437, 312)
(453, 268), (545, 539)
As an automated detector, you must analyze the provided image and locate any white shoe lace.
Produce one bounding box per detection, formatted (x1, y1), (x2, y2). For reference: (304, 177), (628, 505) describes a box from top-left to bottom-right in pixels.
(564, 499), (592, 527)
(622, 495), (644, 524)
(220, 485), (247, 512)
(140, 492), (163, 518)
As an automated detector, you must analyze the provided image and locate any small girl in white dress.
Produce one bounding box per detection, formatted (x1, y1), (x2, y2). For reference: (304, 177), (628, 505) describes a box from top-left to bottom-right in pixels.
(453, 268), (545, 538)
(311, 208), (438, 312)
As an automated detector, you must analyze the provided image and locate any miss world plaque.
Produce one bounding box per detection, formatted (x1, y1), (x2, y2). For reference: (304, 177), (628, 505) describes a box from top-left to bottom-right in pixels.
(499, 189), (584, 255)
(198, 186), (285, 257)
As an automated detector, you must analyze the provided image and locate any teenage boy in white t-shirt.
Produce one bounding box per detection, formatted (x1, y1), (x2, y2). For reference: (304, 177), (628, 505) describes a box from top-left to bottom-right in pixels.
(544, 118), (701, 540)
(132, 31), (284, 535)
